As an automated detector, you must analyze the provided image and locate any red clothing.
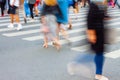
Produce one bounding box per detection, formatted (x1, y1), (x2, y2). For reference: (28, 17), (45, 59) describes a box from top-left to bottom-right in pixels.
(34, 0), (40, 7)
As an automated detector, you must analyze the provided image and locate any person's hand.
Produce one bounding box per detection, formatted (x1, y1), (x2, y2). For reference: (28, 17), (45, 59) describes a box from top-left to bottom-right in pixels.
(87, 30), (96, 44)
(88, 35), (96, 44)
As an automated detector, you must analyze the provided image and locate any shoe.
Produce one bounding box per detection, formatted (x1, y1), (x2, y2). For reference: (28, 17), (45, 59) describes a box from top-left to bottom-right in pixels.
(52, 41), (61, 51)
(8, 23), (14, 28)
(68, 24), (72, 30)
(30, 19), (35, 22)
(95, 75), (109, 80)
(43, 43), (48, 48)
(17, 24), (23, 31)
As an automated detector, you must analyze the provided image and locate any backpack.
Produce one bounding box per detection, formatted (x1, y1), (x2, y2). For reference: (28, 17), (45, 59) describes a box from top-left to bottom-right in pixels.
(44, 0), (57, 6)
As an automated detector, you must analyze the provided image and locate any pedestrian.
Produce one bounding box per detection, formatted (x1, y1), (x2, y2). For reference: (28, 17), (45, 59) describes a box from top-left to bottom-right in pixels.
(28, 0), (36, 21)
(0, 0), (6, 17)
(41, 0), (61, 50)
(56, 0), (69, 40)
(67, 0), (79, 30)
(87, 0), (109, 80)
(8, 0), (23, 31)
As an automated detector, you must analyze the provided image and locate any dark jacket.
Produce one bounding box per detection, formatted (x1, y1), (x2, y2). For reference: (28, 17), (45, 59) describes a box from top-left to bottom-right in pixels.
(87, 2), (106, 53)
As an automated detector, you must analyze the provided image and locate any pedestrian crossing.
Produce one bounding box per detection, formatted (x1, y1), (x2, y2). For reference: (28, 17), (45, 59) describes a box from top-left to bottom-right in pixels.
(0, 7), (120, 59)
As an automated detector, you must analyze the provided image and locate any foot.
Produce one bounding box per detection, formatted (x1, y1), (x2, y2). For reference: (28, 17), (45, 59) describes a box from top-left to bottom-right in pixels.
(68, 24), (72, 30)
(8, 23), (14, 28)
(17, 24), (23, 31)
(43, 43), (48, 48)
(52, 41), (61, 51)
(95, 75), (109, 80)
(30, 19), (35, 22)
(35, 15), (39, 17)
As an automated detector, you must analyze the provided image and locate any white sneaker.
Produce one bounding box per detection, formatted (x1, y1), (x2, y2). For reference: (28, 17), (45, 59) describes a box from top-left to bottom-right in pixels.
(95, 75), (109, 80)
(17, 24), (23, 31)
(8, 23), (14, 28)
(30, 19), (35, 22)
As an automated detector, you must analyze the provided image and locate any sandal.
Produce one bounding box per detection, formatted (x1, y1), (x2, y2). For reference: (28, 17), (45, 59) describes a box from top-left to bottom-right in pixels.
(52, 41), (61, 51)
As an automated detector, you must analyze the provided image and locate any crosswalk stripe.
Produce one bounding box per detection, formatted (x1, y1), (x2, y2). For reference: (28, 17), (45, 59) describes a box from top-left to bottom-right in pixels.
(22, 36), (43, 41)
(71, 45), (90, 52)
(60, 35), (86, 44)
(2, 29), (41, 37)
(71, 45), (120, 59)
(22, 28), (86, 41)
(105, 49), (120, 59)
(2, 22), (86, 37)
(0, 24), (41, 32)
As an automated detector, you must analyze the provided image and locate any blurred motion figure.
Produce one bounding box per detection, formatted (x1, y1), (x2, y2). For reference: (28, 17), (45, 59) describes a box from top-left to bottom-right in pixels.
(87, 0), (109, 80)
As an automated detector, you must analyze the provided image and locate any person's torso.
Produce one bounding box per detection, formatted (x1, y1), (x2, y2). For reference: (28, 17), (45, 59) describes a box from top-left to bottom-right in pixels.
(10, 0), (19, 7)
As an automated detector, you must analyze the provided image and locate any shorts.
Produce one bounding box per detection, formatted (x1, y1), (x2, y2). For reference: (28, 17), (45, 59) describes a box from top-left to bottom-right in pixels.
(8, 6), (19, 14)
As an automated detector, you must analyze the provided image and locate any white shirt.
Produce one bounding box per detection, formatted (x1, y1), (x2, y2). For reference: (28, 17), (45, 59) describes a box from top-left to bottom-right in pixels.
(10, 0), (19, 7)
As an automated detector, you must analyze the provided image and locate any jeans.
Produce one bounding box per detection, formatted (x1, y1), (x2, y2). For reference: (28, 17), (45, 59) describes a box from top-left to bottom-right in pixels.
(94, 53), (105, 75)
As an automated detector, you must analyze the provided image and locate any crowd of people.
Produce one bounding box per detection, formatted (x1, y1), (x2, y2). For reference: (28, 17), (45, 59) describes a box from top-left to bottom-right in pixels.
(0, 0), (120, 80)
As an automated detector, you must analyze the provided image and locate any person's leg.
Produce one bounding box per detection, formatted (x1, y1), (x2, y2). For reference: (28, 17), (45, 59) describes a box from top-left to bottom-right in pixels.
(94, 53), (108, 80)
(8, 14), (14, 28)
(94, 53), (104, 75)
(114, 0), (117, 5)
(29, 4), (34, 19)
(14, 8), (23, 30)
(1, 2), (5, 16)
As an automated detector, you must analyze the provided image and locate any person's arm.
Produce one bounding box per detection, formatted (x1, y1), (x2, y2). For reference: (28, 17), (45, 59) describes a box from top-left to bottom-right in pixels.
(11, 0), (15, 6)
(86, 29), (96, 44)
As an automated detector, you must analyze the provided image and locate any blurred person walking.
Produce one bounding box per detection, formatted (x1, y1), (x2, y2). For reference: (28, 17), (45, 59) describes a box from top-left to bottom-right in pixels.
(41, 0), (61, 50)
(56, 0), (69, 40)
(68, 0), (79, 29)
(8, 0), (23, 30)
(0, 0), (6, 17)
(87, 0), (109, 80)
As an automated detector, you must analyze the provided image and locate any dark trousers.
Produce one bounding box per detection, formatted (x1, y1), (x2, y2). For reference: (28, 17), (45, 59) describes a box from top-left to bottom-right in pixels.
(94, 53), (105, 75)
(28, 4), (34, 19)
(0, 2), (6, 15)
